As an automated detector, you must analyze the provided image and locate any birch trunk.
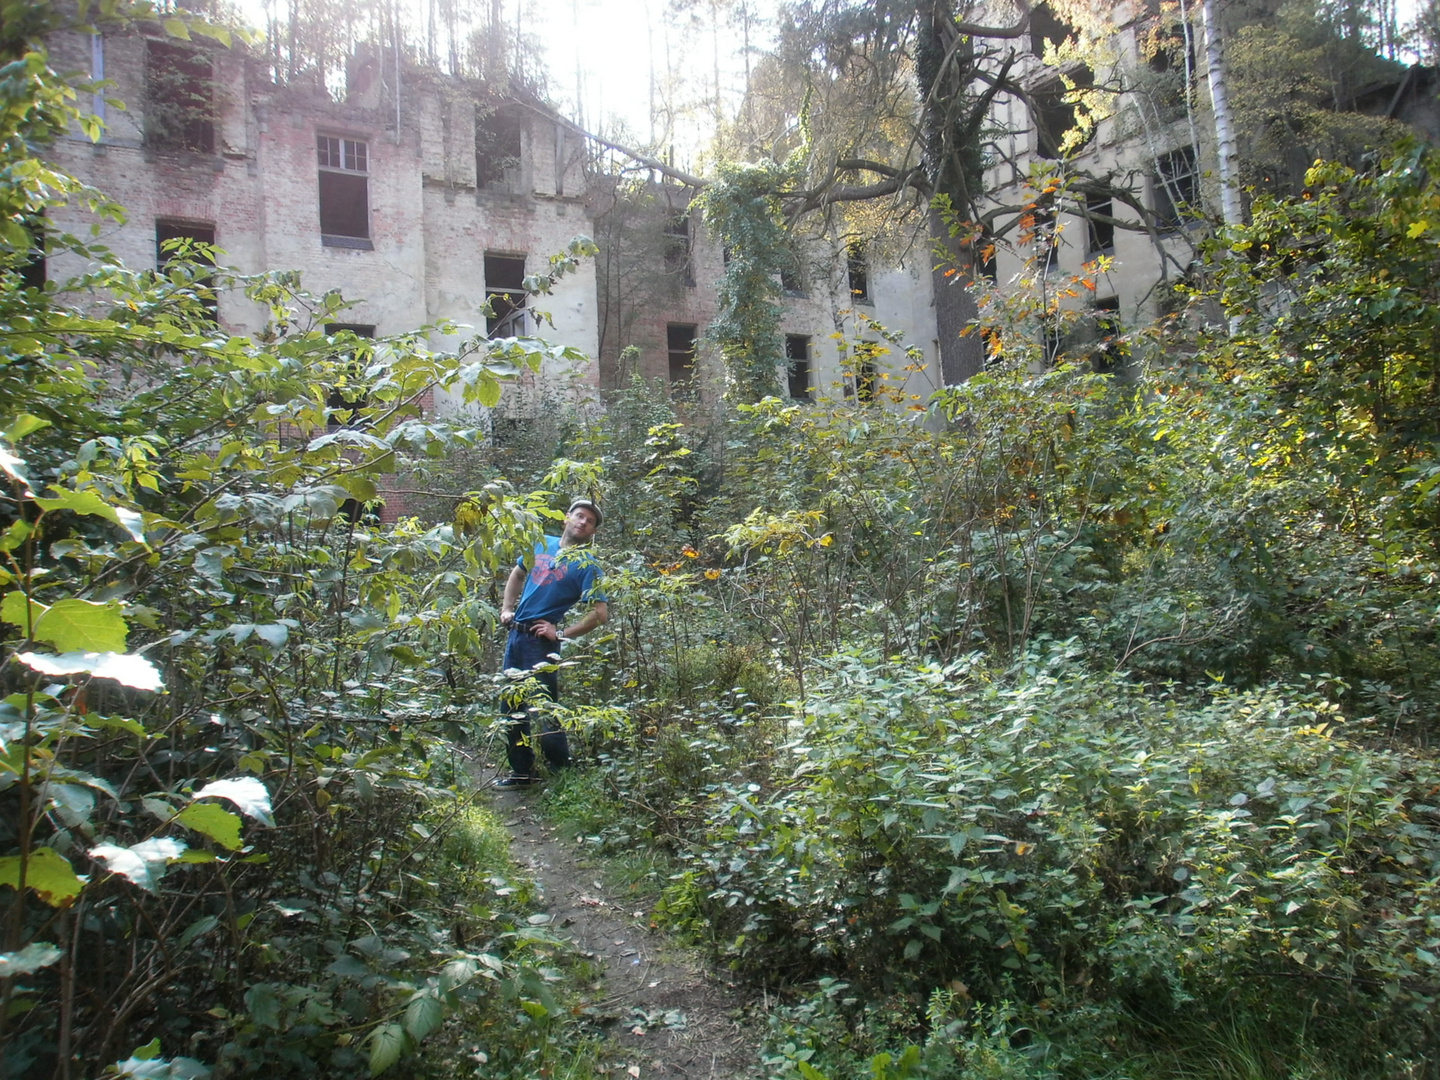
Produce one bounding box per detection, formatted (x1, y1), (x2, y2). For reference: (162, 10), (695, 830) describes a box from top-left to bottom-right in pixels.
(1201, 0), (1243, 228)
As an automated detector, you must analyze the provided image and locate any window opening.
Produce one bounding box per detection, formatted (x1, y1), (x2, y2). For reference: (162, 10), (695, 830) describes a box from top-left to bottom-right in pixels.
(1154, 146), (1199, 231)
(18, 215), (46, 291)
(785, 334), (811, 400)
(1033, 70), (1092, 159)
(156, 219), (217, 324)
(146, 40), (215, 153)
(323, 323), (383, 524)
(846, 241), (871, 303)
(667, 323), (698, 400)
(323, 323), (375, 431)
(664, 214), (694, 286)
(1092, 298), (1122, 374)
(476, 105), (523, 189)
(485, 255), (527, 336)
(854, 355), (877, 403)
(780, 259), (805, 297)
(318, 134), (371, 248)
(1086, 195), (1115, 255)
(1142, 22), (1195, 122)
(1030, 3), (1078, 57)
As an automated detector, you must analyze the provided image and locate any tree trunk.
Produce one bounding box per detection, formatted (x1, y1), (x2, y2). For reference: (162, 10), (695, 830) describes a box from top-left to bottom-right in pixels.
(929, 207), (985, 385)
(1202, 0), (1243, 228)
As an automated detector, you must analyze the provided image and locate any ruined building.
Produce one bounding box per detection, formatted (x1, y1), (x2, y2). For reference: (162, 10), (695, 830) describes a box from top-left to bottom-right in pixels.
(39, 7), (1439, 429)
(42, 21), (949, 424)
(43, 22), (598, 425)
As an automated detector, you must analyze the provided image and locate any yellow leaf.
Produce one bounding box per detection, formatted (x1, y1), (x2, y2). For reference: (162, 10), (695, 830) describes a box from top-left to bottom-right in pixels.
(1407, 220), (1429, 238)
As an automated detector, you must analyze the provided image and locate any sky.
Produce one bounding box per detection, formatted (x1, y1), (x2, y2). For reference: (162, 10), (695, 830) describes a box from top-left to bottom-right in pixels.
(230, 0), (773, 163)
(228, 0), (1428, 157)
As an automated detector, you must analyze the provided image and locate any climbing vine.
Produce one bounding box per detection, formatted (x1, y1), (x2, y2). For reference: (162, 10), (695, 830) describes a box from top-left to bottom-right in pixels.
(695, 160), (800, 403)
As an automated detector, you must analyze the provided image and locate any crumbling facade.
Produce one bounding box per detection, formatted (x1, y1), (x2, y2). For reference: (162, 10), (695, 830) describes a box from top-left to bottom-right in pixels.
(979, 0), (1438, 343)
(44, 23), (951, 427)
(44, 23), (599, 426)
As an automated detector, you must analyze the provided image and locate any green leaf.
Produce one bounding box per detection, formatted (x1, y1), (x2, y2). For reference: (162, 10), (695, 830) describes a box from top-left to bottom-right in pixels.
(177, 915), (219, 948)
(0, 591), (42, 633)
(192, 777), (274, 826)
(42, 782), (96, 827)
(338, 474), (379, 502)
(33, 487), (147, 544)
(89, 838), (186, 893)
(252, 623), (289, 648)
(439, 958), (477, 994)
(245, 983), (281, 1029)
(5, 414), (49, 442)
(32, 598), (128, 653)
(403, 991), (444, 1042)
(0, 519), (32, 553)
(163, 17), (191, 38)
(326, 955), (370, 977)
(176, 803), (243, 850)
(0, 848), (87, 907)
(16, 651), (163, 691)
(0, 447), (33, 494)
(0, 942), (64, 977)
(367, 1022), (408, 1076)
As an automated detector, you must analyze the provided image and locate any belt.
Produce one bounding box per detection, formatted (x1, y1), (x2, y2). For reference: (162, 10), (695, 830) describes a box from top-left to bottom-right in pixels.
(515, 621), (547, 635)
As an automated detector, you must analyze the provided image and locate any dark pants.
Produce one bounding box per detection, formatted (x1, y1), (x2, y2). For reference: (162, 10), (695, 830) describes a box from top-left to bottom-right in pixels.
(501, 628), (570, 777)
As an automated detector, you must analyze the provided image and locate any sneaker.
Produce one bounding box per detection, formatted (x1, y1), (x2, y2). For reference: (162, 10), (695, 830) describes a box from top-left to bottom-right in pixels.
(494, 774), (541, 789)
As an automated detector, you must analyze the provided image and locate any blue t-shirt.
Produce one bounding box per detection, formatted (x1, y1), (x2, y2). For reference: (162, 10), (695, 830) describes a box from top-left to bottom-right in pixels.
(512, 536), (606, 625)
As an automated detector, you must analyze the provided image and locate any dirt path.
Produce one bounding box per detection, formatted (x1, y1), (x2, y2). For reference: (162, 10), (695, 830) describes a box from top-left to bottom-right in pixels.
(489, 785), (763, 1079)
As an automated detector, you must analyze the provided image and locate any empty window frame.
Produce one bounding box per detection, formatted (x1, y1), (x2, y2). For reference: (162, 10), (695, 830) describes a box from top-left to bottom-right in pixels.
(780, 259), (805, 297)
(1085, 195), (1115, 256)
(145, 40), (215, 153)
(17, 215), (45, 291)
(667, 323), (698, 399)
(846, 241), (871, 303)
(1143, 22), (1196, 121)
(1092, 297), (1122, 374)
(485, 254), (527, 336)
(156, 219), (217, 324)
(1153, 146), (1199, 231)
(1032, 73), (1093, 159)
(317, 135), (371, 248)
(664, 214), (694, 286)
(1030, 3), (1078, 57)
(323, 323), (375, 430)
(853, 355), (877, 403)
(476, 105), (523, 189)
(785, 334), (812, 400)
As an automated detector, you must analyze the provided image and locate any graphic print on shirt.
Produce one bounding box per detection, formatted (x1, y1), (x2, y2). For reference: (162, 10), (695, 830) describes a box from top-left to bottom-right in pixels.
(530, 551), (565, 586)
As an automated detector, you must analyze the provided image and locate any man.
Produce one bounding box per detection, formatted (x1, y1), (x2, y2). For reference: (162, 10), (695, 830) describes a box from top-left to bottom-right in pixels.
(494, 498), (608, 787)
